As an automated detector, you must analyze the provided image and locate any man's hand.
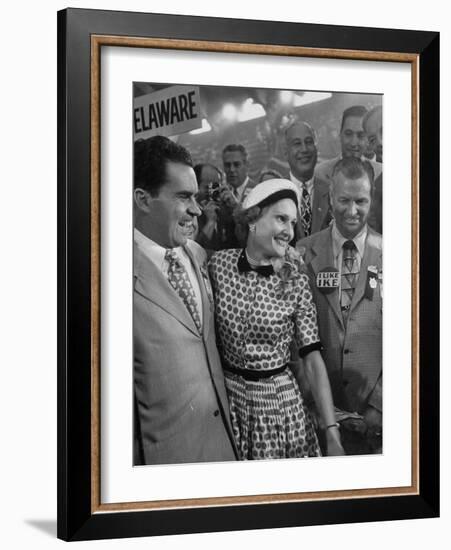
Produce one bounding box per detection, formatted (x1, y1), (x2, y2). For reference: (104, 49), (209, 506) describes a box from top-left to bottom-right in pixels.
(202, 201), (219, 223)
(363, 405), (382, 433)
(363, 406), (382, 453)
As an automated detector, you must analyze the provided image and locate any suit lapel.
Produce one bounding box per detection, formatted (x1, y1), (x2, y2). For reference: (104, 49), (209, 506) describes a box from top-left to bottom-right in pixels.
(310, 228), (344, 329)
(350, 229), (382, 313)
(134, 245), (200, 337)
(311, 177), (330, 233)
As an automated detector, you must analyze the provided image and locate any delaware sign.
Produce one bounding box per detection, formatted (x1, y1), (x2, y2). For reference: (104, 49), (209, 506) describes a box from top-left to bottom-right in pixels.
(133, 85), (202, 140)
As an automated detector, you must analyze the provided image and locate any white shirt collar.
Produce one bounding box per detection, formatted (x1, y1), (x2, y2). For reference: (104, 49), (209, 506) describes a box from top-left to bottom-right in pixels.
(289, 172), (314, 195)
(234, 176), (250, 201)
(331, 221), (367, 260)
(134, 228), (203, 325)
(134, 228), (183, 271)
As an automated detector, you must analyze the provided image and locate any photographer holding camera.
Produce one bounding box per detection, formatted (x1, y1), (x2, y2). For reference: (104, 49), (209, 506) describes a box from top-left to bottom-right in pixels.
(194, 163), (241, 253)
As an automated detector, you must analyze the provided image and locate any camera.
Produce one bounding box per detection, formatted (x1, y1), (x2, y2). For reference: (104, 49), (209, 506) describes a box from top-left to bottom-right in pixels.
(207, 181), (221, 203)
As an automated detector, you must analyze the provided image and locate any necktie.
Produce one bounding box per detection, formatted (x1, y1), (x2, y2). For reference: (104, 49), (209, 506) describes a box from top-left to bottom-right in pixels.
(340, 240), (357, 324)
(165, 249), (202, 332)
(301, 185), (312, 236)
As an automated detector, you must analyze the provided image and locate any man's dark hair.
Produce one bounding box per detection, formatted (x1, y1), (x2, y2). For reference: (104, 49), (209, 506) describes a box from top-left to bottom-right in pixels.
(134, 135), (193, 195)
(222, 143), (248, 162)
(332, 157), (375, 192)
(193, 163), (222, 184)
(340, 105), (368, 133)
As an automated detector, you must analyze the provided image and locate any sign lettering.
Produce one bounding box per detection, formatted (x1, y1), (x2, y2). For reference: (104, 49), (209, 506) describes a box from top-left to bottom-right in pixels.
(133, 86), (202, 139)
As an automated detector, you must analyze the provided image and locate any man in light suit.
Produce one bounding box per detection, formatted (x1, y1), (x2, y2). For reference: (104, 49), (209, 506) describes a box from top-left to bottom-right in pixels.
(283, 119), (332, 240)
(299, 157), (382, 454)
(133, 136), (238, 465)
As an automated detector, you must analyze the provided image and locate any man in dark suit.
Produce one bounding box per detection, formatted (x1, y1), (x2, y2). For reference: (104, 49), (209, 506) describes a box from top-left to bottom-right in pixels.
(298, 157), (382, 454)
(194, 162), (240, 252)
(222, 143), (257, 203)
(314, 105), (382, 188)
(133, 136), (237, 465)
(283, 119), (332, 240)
(363, 106), (383, 233)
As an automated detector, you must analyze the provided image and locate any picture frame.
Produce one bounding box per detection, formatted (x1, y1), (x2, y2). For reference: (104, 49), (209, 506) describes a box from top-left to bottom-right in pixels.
(57, 7), (439, 541)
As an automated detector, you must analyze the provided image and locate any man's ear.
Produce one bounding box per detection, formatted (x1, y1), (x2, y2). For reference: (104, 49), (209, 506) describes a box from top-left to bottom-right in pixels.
(328, 189), (334, 210)
(134, 188), (152, 212)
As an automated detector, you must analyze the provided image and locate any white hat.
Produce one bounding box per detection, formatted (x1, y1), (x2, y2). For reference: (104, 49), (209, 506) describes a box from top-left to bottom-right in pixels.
(242, 178), (300, 210)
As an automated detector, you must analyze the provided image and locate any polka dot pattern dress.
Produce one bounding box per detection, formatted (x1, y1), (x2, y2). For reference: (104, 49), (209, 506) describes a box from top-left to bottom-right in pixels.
(209, 248), (322, 460)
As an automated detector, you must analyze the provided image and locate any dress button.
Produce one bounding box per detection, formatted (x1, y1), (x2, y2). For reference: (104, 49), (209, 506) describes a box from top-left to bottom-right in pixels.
(213, 410), (219, 417)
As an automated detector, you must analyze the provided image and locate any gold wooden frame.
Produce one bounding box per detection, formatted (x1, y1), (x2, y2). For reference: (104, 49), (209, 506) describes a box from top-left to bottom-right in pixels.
(89, 36), (420, 514)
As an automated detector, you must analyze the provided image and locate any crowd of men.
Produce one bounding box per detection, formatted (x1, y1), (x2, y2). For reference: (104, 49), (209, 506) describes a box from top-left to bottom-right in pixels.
(133, 103), (383, 464)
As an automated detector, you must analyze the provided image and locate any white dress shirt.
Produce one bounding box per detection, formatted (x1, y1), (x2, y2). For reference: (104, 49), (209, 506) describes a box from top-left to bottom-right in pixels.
(233, 176), (250, 203)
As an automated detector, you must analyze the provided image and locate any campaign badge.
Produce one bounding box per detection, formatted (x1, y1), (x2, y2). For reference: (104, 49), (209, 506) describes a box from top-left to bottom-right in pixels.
(364, 265), (378, 300)
(316, 267), (340, 295)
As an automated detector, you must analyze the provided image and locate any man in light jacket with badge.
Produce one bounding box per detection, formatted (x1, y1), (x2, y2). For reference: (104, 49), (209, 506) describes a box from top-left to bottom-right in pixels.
(298, 157), (382, 454)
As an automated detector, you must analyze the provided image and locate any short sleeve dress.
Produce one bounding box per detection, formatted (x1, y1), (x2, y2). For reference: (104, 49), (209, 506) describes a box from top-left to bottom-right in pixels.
(209, 248), (322, 460)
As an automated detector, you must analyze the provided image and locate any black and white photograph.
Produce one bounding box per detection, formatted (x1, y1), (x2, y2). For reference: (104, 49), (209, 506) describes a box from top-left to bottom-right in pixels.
(132, 82), (383, 465)
(0, 0), (446, 546)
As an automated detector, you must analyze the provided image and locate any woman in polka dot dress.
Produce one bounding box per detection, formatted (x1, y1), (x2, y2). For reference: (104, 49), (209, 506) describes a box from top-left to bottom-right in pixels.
(209, 179), (343, 460)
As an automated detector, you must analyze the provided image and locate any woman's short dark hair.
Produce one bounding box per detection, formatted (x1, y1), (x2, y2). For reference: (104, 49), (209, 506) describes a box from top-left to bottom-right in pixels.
(134, 135), (192, 196)
(233, 205), (262, 246)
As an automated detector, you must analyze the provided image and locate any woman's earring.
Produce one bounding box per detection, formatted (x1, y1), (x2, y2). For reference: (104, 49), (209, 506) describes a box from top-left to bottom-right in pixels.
(249, 224), (256, 233)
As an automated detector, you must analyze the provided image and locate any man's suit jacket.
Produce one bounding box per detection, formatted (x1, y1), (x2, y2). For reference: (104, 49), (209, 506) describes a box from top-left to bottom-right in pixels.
(133, 240), (238, 465)
(368, 173), (383, 234)
(298, 226), (382, 414)
(295, 176), (333, 241)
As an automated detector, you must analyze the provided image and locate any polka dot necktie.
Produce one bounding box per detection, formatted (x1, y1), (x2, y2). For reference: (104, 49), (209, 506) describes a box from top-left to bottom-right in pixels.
(340, 239), (358, 324)
(165, 249), (202, 333)
(301, 185), (312, 236)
